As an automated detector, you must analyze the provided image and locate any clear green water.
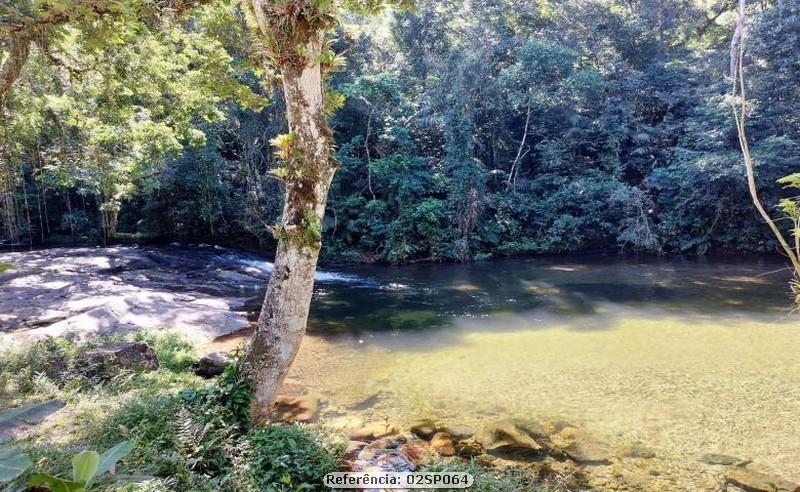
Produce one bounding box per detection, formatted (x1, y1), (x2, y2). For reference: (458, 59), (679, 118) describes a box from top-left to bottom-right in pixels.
(235, 256), (800, 489)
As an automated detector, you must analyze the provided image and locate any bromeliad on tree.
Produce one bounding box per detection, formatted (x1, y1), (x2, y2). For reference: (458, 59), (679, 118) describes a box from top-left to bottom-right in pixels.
(236, 0), (412, 423)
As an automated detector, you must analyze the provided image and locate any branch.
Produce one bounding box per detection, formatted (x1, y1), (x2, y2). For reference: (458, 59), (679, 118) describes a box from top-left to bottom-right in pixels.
(729, 0), (800, 276)
(0, 31), (34, 103)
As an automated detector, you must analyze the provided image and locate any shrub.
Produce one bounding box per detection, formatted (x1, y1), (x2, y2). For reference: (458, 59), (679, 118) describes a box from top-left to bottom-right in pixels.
(247, 425), (338, 492)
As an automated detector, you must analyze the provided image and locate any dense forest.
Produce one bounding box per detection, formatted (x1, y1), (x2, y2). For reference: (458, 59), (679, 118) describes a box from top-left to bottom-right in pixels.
(2, 0), (799, 263)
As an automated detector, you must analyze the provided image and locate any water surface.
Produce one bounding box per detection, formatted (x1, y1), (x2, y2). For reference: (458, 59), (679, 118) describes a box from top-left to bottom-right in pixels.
(234, 256), (800, 489)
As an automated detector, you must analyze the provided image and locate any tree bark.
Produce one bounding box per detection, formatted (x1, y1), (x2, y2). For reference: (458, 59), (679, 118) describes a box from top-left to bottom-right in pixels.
(239, 31), (336, 424)
(0, 34), (33, 103)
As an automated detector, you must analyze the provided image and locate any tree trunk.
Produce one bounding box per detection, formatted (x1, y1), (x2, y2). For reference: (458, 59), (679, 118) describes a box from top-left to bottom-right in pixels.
(239, 31), (336, 424)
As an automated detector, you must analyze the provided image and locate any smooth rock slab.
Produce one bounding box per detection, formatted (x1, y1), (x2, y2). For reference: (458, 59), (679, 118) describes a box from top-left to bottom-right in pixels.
(0, 400), (65, 441)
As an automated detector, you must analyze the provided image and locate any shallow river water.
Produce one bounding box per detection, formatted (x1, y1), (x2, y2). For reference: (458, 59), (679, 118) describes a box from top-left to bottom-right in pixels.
(226, 255), (800, 489)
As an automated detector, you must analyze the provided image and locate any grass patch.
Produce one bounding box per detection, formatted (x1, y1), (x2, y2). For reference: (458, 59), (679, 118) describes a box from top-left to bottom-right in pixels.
(1, 333), (558, 492)
(0, 332), (346, 492)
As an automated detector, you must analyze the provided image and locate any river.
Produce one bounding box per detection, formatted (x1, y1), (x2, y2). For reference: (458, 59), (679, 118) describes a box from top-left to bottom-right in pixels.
(4, 247), (798, 489)
(253, 255), (799, 490)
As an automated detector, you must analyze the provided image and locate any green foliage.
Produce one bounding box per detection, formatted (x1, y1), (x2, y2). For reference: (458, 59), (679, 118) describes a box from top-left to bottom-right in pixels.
(3, 0), (800, 263)
(18, 441), (132, 492)
(0, 446), (33, 483)
(247, 425), (338, 492)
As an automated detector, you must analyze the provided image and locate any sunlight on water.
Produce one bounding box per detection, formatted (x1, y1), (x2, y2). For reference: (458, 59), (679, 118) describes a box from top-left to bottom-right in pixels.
(219, 256), (800, 489)
(288, 308), (800, 489)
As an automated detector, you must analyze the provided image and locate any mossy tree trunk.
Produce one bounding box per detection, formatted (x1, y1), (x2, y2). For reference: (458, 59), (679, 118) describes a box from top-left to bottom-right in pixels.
(238, 4), (337, 423)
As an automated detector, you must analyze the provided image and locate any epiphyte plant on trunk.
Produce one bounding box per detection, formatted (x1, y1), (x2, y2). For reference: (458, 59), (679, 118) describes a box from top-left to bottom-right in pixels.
(236, 0), (413, 424)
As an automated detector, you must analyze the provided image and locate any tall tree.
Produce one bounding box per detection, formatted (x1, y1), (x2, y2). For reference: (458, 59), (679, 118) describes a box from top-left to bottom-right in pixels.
(237, 0), (409, 422)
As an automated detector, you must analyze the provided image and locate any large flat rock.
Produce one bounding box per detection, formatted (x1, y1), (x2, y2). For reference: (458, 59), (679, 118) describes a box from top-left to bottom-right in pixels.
(0, 246), (260, 344)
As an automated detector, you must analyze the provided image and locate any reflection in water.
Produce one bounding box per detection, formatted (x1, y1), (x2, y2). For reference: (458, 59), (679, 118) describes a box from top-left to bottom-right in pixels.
(222, 255), (800, 489)
(308, 255), (794, 336)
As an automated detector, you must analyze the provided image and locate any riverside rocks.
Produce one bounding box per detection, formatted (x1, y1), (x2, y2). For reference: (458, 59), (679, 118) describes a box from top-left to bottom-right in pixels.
(194, 351), (231, 378)
(345, 421), (399, 441)
(83, 341), (159, 372)
(336, 417), (800, 492)
(474, 419), (547, 460)
(429, 432), (456, 456)
(725, 467), (800, 492)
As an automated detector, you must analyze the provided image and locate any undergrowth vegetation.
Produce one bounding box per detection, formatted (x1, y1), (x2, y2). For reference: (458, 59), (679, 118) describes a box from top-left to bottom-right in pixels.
(0, 333), (344, 492)
(0, 333), (547, 492)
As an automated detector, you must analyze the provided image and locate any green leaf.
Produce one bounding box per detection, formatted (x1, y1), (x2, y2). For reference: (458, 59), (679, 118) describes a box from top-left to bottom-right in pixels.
(0, 447), (33, 483)
(28, 473), (86, 492)
(71, 450), (99, 484)
(96, 440), (134, 477)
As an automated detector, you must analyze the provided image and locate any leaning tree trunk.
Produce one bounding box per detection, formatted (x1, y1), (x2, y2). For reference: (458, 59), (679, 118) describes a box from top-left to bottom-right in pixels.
(238, 30), (336, 424)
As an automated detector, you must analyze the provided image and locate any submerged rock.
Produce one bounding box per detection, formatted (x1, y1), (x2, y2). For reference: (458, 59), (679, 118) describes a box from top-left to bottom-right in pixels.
(551, 427), (611, 465)
(84, 341), (159, 371)
(345, 421), (399, 441)
(429, 432), (456, 456)
(616, 443), (657, 460)
(700, 453), (747, 466)
(725, 467), (800, 492)
(409, 418), (438, 440)
(271, 394), (320, 423)
(475, 419), (546, 460)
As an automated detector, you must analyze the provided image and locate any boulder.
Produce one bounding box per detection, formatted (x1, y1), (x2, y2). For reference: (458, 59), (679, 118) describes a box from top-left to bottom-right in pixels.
(398, 440), (435, 466)
(345, 421), (399, 442)
(351, 436), (418, 473)
(271, 394), (320, 423)
(194, 351), (231, 378)
(342, 441), (368, 462)
(455, 438), (484, 459)
(429, 432), (456, 456)
(725, 467), (800, 492)
(475, 419), (546, 460)
(551, 427), (611, 465)
(84, 342), (159, 372)
(409, 418), (438, 440)
(440, 424), (475, 441)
